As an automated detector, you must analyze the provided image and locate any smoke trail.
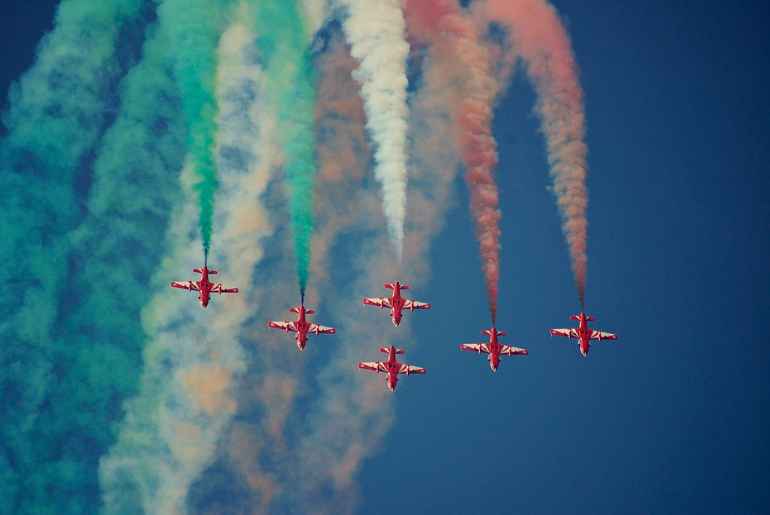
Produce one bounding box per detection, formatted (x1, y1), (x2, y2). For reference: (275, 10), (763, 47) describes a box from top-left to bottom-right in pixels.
(99, 14), (278, 514)
(482, 0), (589, 306)
(336, 0), (410, 259)
(405, 0), (504, 322)
(158, 0), (233, 257)
(284, 28), (460, 514)
(251, 0), (318, 297)
(193, 24), (456, 515)
(47, 20), (186, 515)
(0, 1), (158, 511)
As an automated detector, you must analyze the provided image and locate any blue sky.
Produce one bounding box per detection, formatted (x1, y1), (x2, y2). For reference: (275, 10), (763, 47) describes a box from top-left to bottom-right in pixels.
(3, 1), (768, 514)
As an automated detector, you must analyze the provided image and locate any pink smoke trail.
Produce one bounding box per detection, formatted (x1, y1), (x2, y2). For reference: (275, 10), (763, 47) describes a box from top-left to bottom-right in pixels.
(481, 0), (589, 307)
(405, 0), (502, 322)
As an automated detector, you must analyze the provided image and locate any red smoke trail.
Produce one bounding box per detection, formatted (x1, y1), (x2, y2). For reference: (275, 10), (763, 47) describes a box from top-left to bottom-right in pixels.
(482, 0), (589, 307)
(405, 0), (502, 322)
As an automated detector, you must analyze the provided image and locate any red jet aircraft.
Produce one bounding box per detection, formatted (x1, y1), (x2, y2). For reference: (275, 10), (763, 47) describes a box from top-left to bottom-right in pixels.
(267, 304), (336, 351)
(358, 345), (426, 392)
(363, 282), (431, 327)
(170, 265), (239, 308)
(550, 312), (618, 357)
(459, 327), (528, 373)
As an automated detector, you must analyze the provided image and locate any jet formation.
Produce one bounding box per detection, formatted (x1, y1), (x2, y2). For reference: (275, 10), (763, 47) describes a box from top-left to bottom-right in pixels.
(172, 259), (618, 391)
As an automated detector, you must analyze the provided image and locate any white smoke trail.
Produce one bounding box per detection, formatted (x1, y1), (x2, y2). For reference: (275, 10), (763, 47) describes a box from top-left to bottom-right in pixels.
(99, 12), (279, 514)
(335, 0), (410, 259)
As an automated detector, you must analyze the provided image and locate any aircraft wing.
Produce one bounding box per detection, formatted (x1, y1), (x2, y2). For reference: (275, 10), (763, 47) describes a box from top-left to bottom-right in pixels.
(500, 345), (528, 356)
(171, 281), (199, 291)
(459, 343), (490, 354)
(211, 284), (239, 294)
(550, 328), (579, 339)
(404, 299), (431, 310)
(310, 323), (336, 335)
(363, 297), (392, 308)
(398, 364), (426, 375)
(358, 361), (386, 373)
(590, 330), (617, 341)
(267, 320), (297, 333)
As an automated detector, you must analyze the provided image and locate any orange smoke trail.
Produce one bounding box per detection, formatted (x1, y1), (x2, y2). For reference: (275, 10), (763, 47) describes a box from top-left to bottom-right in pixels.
(482, 0), (589, 306)
(405, 0), (502, 322)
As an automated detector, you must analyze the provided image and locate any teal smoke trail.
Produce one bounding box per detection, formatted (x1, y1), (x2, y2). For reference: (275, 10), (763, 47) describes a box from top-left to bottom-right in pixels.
(252, 0), (317, 296)
(17, 21), (184, 515)
(158, 0), (232, 257)
(0, 1), (149, 512)
(60, 14), (187, 507)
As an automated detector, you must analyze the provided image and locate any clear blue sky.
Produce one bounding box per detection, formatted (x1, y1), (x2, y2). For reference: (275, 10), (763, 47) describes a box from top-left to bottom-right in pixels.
(2, 1), (768, 514)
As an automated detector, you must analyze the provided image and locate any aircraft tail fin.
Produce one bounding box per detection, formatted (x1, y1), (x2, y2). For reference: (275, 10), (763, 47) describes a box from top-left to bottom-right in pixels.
(570, 314), (580, 321)
(305, 309), (315, 315)
(379, 346), (405, 355)
(384, 282), (408, 290)
(290, 306), (301, 314)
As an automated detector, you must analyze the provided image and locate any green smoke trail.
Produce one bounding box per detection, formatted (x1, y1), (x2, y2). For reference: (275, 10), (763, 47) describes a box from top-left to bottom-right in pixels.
(158, 0), (230, 256)
(251, 0), (317, 296)
(0, 1), (150, 513)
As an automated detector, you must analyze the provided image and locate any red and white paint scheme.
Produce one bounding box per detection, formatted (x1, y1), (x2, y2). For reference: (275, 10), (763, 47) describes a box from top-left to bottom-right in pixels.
(362, 282), (431, 327)
(358, 345), (426, 392)
(267, 304), (336, 351)
(550, 312), (618, 357)
(170, 265), (239, 308)
(459, 327), (528, 373)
